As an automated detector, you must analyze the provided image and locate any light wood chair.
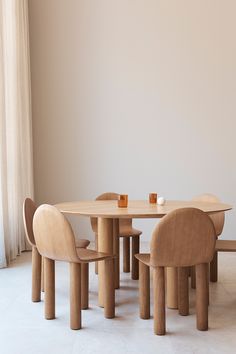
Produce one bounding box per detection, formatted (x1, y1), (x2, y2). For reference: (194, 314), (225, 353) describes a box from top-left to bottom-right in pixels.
(23, 198), (90, 308)
(191, 194), (225, 286)
(135, 208), (216, 335)
(91, 192), (142, 280)
(216, 240), (236, 252)
(33, 204), (115, 330)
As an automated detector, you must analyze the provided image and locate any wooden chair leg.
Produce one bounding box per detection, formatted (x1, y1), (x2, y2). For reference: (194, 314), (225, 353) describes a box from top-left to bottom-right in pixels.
(123, 238), (130, 273)
(210, 251), (218, 282)
(196, 263), (208, 331)
(95, 233), (98, 274)
(132, 236), (140, 280)
(188, 267), (191, 276)
(104, 259), (115, 318)
(207, 263), (210, 306)
(81, 263), (89, 310)
(70, 262), (81, 330)
(32, 246), (41, 302)
(191, 266), (196, 289)
(166, 267), (178, 309)
(113, 219), (120, 289)
(153, 266), (165, 335)
(44, 257), (55, 320)
(139, 261), (150, 319)
(178, 267), (189, 316)
(41, 256), (44, 292)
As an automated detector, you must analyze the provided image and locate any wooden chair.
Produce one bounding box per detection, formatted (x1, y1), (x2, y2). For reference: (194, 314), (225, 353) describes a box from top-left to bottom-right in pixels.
(191, 194), (225, 286)
(215, 239), (236, 274)
(33, 204), (115, 330)
(91, 192), (142, 280)
(135, 208), (216, 335)
(216, 240), (236, 252)
(23, 198), (90, 308)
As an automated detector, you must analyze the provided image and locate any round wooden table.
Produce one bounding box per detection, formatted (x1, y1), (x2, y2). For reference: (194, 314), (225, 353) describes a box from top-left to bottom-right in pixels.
(55, 200), (232, 309)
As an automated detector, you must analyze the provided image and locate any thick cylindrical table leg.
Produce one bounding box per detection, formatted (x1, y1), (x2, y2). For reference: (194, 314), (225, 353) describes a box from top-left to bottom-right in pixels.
(191, 266), (196, 289)
(123, 238), (130, 273)
(32, 247), (41, 302)
(41, 256), (44, 292)
(153, 266), (165, 335)
(132, 236), (140, 280)
(178, 267), (189, 316)
(166, 267), (178, 309)
(113, 219), (120, 289)
(44, 257), (55, 320)
(139, 261), (150, 319)
(95, 233), (98, 274)
(98, 218), (113, 308)
(81, 263), (89, 310)
(210, 251), (218, 282)
(70, 262), (81, 330)
(196, 263), (208, 331)
(207, 263), (209, 306)
(104, 259), (115, 318)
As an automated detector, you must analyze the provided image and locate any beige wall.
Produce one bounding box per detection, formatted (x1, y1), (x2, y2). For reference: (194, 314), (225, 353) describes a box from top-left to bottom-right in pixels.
(29, 0), (236, 240)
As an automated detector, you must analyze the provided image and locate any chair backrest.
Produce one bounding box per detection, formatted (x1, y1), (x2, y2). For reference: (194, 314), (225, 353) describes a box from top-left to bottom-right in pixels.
(23, 198), (37, 247)
(33, 204), (79, 262)
(150, 208), (216, 267)
(90, 192), (132, 233)
(192, 193), (225, 237)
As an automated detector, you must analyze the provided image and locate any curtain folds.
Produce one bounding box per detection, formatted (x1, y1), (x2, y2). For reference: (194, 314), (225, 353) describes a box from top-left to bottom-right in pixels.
(0, 0), (34, 268)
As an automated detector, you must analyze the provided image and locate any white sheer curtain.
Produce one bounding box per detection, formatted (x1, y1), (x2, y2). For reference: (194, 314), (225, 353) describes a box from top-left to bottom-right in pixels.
(0, 0), (34, 268)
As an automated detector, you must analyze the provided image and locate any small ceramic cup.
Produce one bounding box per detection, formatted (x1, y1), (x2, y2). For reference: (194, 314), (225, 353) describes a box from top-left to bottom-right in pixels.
(157, 197), (165, 206)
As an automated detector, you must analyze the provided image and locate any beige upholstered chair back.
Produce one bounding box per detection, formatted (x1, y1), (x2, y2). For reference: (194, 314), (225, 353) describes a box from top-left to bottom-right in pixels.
(150, 208), (216, 267)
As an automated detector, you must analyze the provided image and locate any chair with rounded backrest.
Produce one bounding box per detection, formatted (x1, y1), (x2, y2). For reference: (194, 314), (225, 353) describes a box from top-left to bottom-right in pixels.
(90, 192), (142, 280)
(33, 204), (115, 330)
(135, 208), (216, 335)
(191, 194), (225, 286)
(23, 198), (90, 308)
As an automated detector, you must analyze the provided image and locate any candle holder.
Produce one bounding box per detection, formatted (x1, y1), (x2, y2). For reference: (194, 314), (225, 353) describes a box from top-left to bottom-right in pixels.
(118, 194), (128, 208)
(149, 193), (157, 204)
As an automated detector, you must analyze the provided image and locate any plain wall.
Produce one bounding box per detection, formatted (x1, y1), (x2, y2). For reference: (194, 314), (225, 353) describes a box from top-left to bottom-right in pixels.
(28, 0), (236, 241)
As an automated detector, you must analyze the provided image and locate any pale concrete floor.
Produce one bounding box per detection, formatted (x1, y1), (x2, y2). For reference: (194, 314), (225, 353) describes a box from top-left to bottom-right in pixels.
(1, 244), (236, 354)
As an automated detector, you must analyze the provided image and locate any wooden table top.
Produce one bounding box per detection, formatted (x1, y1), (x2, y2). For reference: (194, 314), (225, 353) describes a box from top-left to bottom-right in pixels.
(55, 200), (232, 219)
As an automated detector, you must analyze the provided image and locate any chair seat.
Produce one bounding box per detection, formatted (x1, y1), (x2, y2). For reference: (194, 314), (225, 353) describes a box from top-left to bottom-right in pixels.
(76, 248), (115, 263)
(135, 253), (150, 266)
(76, 238), (90, 248)
(216, 239), (236, 252)
(119, 227), (142, 238)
